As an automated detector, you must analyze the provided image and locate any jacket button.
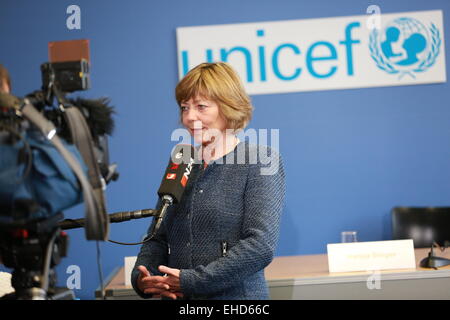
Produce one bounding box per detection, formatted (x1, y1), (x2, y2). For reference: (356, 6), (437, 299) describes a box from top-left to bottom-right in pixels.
(199, 189), (203, 193)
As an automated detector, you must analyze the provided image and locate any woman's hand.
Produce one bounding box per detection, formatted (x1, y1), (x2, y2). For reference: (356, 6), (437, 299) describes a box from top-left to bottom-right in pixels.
(158, 265), (181, 293)
(136, 265), (183, 300)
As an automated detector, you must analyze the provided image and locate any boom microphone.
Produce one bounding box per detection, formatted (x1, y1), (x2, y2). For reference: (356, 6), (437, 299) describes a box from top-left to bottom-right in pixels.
(150, 144), (198, 238)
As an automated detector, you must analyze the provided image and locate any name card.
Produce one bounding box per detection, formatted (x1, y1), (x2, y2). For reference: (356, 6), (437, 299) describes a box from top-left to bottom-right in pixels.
(327, 239), (416, 273)
(124, 256), (137, 286)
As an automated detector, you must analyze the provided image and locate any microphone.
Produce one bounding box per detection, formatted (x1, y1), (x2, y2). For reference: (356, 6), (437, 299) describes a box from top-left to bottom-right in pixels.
(150, 144), (198, 238)
(59, 208), (157, 230)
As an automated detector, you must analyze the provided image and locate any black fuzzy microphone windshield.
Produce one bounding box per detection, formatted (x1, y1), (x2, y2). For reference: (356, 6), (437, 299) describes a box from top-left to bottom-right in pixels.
(67, 97), (115, 138)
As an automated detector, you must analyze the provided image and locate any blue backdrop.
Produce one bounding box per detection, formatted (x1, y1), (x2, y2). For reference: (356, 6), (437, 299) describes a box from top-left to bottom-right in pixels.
(1, 0), (449, 299)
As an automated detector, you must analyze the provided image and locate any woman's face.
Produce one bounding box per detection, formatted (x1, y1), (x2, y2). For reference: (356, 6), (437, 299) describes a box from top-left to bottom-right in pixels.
(180, 95), (227, 145)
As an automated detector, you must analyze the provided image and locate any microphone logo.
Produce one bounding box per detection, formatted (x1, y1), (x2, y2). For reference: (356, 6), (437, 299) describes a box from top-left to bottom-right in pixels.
(181, 157), (195, 187)
(158, 144), (197, 203)
(166, 173), (177, 180)
(175, 152), (183, 159)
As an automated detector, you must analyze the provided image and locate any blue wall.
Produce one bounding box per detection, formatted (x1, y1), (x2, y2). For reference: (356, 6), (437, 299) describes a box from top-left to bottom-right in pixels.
(1, 0), (449, 299)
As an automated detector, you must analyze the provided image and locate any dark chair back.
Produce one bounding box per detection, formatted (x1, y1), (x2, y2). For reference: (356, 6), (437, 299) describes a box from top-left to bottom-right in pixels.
(391, 207), (450, 248)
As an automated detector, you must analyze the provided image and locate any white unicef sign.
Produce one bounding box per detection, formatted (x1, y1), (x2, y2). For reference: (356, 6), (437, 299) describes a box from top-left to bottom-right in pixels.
(176, 10), (446, 95)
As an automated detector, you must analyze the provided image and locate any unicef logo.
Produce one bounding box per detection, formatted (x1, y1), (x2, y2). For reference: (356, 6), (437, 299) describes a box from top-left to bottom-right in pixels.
(369, 17), (441, 79)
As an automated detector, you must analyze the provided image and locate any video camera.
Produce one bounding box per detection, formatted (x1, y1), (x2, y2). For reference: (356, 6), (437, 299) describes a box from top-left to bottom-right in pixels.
(0, 39), (118, 299)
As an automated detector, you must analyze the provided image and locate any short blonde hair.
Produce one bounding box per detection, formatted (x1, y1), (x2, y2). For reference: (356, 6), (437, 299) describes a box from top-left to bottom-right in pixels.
(175, 62), (253, 131)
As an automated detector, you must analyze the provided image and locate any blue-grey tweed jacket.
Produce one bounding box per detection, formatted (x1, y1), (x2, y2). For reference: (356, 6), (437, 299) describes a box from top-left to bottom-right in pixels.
(131, 141), (285, 300)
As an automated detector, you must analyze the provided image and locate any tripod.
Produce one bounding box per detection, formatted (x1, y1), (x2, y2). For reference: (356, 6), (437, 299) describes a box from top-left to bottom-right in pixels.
(0, 213), (74, 300)
(0, 207), (158, 299)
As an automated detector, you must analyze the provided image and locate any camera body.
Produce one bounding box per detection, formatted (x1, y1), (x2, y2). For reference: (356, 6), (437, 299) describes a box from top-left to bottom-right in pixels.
(41, 59), (90, 93)
(0, 47), (117, 299)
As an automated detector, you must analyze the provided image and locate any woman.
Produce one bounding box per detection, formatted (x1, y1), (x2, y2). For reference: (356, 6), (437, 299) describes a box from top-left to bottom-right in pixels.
(131, 62), (285, 300)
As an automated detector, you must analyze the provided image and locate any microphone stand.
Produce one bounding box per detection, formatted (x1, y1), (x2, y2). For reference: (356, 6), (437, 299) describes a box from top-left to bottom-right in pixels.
(58, 208), (157, 230)
(149, 195), (173, 238)
(420, 241), (450, 269)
